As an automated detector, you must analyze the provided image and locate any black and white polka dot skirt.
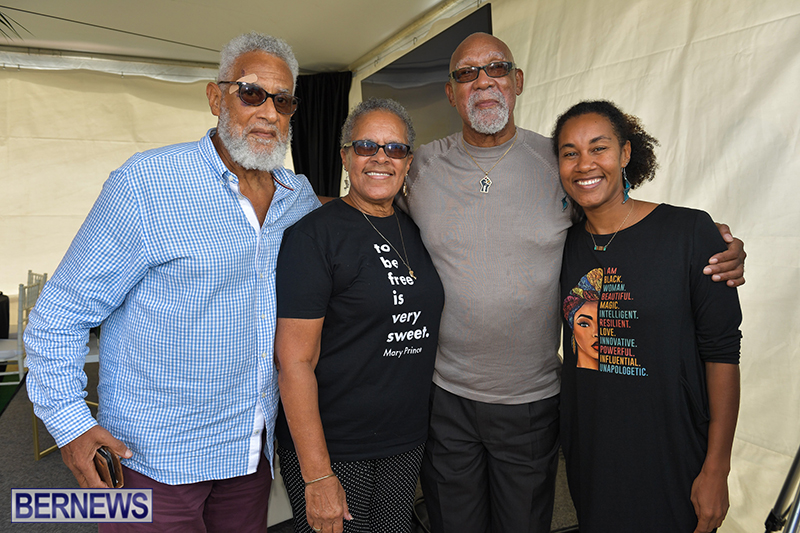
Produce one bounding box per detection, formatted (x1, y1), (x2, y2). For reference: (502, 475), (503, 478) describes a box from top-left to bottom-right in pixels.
(277, 444), (424, 533)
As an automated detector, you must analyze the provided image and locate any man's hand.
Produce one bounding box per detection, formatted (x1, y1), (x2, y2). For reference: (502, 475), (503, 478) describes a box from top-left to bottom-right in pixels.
(691, 468), (730, 533)
(705, 223), (746, 287)
(60, 425), (132, 488)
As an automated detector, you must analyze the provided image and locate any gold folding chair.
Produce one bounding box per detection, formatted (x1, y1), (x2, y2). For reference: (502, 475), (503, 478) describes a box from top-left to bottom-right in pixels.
(0, 270), (48, 388)
(0, 283), (29, 387)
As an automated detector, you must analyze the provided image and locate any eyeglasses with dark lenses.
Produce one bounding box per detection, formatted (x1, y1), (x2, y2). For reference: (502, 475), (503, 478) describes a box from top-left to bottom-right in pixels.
(217, 81), (300, 115)
(449, 61), (515, 83)
(342, 140), (411, 159)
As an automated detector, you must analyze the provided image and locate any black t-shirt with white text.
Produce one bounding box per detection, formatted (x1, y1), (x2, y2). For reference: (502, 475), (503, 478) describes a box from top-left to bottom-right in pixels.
(275, 199), (444, 461)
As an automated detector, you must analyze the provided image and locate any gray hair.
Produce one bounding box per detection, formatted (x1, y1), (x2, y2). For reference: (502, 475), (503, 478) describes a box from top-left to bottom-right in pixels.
(218, 32), (299, 89)
(340, 97), (416, 149)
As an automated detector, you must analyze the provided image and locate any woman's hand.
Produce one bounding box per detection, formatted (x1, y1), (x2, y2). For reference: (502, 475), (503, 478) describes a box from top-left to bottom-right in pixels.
(276, 317), (353, 532)
(691, 362), (740, 533)
(305, 475), (352, 533)
(690, 468), (729, 533)
(705, 223), (746, 287)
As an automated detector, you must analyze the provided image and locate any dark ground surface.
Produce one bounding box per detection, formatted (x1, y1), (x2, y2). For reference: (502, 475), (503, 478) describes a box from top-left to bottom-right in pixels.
(0, 365), (576, 532)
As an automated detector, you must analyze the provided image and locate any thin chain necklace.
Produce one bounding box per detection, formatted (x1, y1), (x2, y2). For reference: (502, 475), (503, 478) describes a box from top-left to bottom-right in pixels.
(462, 130), (518, 194)
(587, 199), (636, 252)
(361, 211), (416, 279)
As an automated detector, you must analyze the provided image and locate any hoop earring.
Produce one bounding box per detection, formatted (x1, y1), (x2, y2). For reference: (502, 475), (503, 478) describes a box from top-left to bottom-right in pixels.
(622, 167), (631, 203)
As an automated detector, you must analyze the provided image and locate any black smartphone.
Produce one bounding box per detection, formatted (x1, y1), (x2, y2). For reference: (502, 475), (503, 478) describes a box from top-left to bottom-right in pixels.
(96, 447), (119, 488)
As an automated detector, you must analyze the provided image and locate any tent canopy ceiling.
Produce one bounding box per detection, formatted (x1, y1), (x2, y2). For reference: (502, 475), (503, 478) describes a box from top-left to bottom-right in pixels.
(0, 0), (445, 72)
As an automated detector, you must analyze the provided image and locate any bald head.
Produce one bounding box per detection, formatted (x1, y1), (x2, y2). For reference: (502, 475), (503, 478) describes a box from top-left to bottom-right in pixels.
(449, 32), (516, 73)
(445, 32), (523, 145)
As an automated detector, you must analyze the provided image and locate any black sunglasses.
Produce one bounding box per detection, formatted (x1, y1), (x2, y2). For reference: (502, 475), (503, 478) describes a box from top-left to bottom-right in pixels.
(449, 61), (515, 83)
(217, 81), (299, 115)
(342, 140), (412, 159)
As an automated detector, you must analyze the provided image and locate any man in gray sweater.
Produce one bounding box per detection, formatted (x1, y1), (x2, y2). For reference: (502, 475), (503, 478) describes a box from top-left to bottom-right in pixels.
(397, 32), (745, 532)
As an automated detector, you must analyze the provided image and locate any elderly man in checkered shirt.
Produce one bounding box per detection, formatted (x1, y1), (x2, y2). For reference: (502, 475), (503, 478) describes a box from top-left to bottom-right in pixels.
(25, 32), (320, 532)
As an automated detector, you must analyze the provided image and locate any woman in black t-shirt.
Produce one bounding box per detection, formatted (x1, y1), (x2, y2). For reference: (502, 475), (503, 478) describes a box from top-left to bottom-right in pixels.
(274, 98), (444, 533)
(553, 100), (742, 533)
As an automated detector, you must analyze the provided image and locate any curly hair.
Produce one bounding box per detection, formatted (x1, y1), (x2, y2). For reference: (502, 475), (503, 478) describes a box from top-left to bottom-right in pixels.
(218, 32), (299, 89)
(340, 97), (416, 150)
(551, 100), (659, 189)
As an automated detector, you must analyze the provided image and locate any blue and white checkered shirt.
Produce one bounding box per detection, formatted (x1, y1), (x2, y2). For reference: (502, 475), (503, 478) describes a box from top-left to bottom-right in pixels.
(25, 129), (320, 484)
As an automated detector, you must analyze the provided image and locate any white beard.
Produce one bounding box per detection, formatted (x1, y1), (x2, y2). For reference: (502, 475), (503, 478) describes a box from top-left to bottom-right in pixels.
(467, 87), (510, 135)
(217, 106), (291, 172)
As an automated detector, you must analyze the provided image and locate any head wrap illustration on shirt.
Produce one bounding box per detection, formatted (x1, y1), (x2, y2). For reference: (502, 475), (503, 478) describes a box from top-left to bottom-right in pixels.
(563, 268), (603, 370)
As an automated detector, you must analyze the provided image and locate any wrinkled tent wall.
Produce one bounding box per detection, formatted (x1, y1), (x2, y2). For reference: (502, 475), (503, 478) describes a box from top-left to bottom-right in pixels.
(351, 0), (799, 531)
(0, 68), (216, 292)
(506, 3), (800, 530)
(505, 3), (800, 531)
(0, 67), (300, 295)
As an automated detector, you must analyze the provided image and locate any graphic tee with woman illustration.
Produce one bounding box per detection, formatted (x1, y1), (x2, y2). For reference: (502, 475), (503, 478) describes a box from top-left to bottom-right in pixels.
(559, 204), (741, 533)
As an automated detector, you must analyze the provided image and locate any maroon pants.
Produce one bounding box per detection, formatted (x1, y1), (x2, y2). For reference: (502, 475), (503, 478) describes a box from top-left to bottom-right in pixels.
(99, 454), (272, 533)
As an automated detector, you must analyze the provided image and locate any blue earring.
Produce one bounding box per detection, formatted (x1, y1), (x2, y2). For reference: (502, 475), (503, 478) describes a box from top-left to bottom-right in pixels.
(562, 194), (569, 211)
(622, 168), (631, 203)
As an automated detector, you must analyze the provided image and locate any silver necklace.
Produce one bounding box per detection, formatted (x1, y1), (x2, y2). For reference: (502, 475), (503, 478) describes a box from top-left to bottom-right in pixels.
(362, 211), (416, 279)
(587, 199), (635, 252)
(461, 130), (518, 194)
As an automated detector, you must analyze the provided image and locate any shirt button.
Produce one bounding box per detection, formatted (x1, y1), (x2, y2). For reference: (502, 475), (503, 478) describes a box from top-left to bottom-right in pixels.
(260, 353), (267, 358)
(259, 273), (264, 279)
(260, 314), (266, 320)
(261, 392), (266, 398)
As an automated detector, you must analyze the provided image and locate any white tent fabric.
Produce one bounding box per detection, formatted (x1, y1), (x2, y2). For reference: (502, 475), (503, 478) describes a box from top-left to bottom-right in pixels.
(0, 49), (218, 83)
(351, 0), (798, 531)
(499, 2), (800, 531)
(0, 68), (217, 292)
